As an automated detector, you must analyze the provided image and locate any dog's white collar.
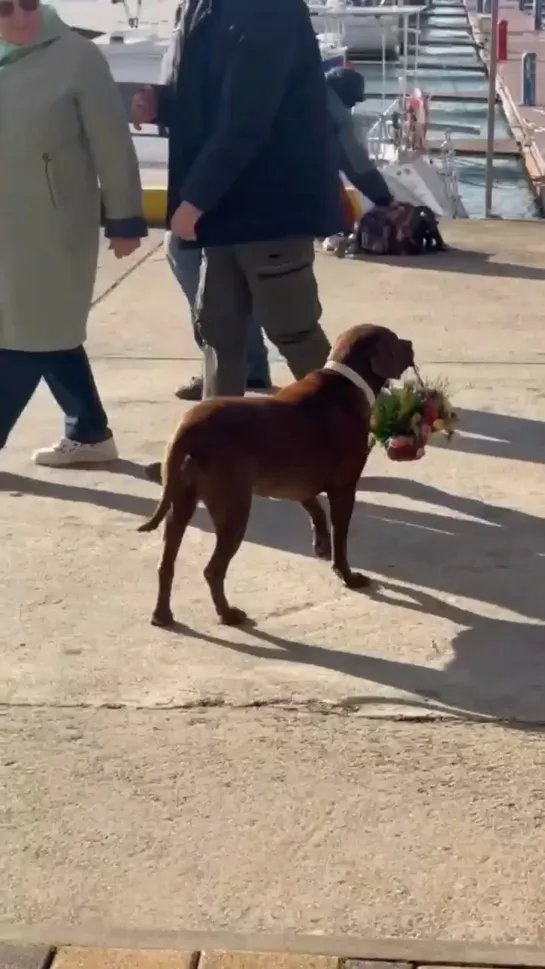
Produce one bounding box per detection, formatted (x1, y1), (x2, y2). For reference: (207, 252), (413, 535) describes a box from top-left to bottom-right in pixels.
(322, 361), (376, 408)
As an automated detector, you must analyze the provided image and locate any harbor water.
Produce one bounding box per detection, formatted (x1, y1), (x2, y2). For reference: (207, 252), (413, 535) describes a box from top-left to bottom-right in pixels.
(353, 0), (540, 218)
(58, 0), (540, 220)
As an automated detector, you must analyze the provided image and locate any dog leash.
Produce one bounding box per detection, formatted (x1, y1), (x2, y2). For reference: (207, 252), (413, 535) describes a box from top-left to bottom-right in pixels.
(412, 364), (425, 389)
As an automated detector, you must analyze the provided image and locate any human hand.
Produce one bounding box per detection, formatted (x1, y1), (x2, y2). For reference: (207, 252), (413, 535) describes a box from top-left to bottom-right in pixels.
(131, 85), (157, 129)
(170, 201), (203, 241)
(109, 238), (141, 259)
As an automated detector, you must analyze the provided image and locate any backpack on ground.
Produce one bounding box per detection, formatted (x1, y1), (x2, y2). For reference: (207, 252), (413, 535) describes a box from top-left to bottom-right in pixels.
(350, 202), (447, 256)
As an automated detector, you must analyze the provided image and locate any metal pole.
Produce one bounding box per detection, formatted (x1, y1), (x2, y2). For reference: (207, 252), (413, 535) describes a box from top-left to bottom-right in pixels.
(484, 0), (499, 217)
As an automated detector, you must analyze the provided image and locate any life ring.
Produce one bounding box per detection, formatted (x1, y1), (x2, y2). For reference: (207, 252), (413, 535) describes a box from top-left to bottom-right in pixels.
(404, 88), (430, 150)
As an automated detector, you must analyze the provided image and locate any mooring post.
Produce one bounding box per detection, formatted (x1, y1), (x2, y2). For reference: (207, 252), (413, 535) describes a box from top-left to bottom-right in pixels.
(533, 0), (542, 31)
(485, 0), (499, 216)
(521, 50), (537, 104)
(497, 19), (508, 60)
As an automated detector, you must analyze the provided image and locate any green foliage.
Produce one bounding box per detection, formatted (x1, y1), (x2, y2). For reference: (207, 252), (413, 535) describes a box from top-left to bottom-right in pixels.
(370, 378), (458, 448)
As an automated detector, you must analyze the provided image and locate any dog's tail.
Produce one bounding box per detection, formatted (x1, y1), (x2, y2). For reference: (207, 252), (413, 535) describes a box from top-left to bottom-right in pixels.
(137, 431), (190, 533)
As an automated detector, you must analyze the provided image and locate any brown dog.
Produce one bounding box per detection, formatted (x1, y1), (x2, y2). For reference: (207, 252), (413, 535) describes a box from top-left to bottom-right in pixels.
(139, 324), (414, 628)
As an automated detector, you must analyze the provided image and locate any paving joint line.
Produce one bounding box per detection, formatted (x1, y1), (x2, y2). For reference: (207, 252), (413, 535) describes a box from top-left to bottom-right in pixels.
(5, 929), (545, 967)
(1, 698), (544, 727)
(41, 948), (58, 969)
(92, 240), (163, 309)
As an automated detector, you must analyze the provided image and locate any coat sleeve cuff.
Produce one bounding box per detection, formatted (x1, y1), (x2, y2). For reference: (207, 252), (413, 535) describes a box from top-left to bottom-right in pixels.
(104, 215), (149, 239)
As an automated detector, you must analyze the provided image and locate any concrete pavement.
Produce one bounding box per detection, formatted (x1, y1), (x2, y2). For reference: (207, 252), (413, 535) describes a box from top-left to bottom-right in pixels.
(1, 222), (545, 940)
(7, 937), (545, 969)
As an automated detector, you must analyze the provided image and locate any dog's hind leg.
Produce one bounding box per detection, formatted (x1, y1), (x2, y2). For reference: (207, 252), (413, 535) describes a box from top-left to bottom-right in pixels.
(203, 486), (252, 626)
(328, 484), (371, 590)
(301, 497), (331, 560)
(151, 484), (198, 628)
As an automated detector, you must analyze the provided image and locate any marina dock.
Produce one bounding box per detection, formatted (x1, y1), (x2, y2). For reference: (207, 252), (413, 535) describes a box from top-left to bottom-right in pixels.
(58, 0), (545, 218)
(2, 219), (545, 934)
(351, 0), (542, 216)
(467, 0), (545, 206)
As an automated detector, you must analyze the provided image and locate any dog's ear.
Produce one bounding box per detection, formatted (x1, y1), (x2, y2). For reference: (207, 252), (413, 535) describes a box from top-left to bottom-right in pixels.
(371, 331), (403, 379)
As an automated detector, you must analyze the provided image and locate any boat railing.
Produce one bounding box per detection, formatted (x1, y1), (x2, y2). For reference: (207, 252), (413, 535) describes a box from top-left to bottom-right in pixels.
(438, 129), (465, 214)
(365, 98), (402, 161)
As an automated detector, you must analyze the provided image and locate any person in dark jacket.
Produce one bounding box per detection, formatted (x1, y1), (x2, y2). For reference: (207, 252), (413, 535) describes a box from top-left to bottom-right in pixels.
(132, 0), (342, 398)
(325, 67), (394, 210)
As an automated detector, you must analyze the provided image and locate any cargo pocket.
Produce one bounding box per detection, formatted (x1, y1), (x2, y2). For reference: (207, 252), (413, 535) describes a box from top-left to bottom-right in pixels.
(42, 152), (58, 208)
(242, 239), (322, 343)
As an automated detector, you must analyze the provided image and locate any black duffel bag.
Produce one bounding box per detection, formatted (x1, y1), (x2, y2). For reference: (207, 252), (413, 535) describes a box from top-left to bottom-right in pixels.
(348, 201), (447, 256)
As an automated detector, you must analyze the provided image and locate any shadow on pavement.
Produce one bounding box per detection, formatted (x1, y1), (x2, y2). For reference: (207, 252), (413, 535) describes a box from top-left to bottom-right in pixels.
(350, 247), (545, 281)
(169, 591), (545, 727)
(2, 466), (544, 725)
(2, 470), (543, 621)
(426, 408), (545, 464)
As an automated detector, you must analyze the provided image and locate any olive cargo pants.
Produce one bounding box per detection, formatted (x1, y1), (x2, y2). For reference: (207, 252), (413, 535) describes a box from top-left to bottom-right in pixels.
(194, 239), (331, 397)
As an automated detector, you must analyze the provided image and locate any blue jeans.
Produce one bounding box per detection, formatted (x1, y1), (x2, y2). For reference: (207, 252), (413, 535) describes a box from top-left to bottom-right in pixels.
(0, 346), (111, 449)
(165, 232), (270, 385)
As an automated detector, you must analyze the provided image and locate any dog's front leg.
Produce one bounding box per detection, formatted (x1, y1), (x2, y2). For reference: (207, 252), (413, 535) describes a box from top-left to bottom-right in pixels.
(328, 485), (371, 590)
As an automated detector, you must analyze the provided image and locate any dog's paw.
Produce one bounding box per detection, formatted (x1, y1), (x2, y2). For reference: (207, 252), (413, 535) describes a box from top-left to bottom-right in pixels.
(220, 606), (248, 627)
(343, 571), (373, 591)
(151, 609), (175, 628)
(313, 533), (332, 560)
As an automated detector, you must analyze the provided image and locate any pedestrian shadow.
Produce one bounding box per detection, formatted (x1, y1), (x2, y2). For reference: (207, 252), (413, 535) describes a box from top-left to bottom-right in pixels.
(0, 469), (154, 518)
(3, 467), (545, 723)
(347, 246), (545, 281)
(168, 580), (545, 726)
(426, 407), (545, 463)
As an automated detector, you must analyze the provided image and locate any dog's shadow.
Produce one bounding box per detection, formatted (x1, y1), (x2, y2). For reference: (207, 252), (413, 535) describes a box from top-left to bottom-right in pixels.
(161, 579), (545, 726)
(3, 467), (545, 725)
(2, 469), (543, 628)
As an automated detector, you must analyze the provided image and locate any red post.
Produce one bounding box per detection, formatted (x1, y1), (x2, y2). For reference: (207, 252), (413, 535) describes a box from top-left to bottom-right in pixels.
(497, 19), (508, 61)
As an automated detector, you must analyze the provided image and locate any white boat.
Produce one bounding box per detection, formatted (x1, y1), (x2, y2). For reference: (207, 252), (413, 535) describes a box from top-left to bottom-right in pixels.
(92, 2), (465, 219)
(347, 6), (468, 218)
(93, 22), (347, 82)
(318, 32), (348, 71)
(93, 26), (168, 81)
(308, 0), (399, 59)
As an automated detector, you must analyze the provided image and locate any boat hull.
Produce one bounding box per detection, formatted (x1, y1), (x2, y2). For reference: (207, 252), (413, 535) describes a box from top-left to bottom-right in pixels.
(309, 10), (398, 57)
(346, 155), (468, 219)
(95, 30), (348, 80)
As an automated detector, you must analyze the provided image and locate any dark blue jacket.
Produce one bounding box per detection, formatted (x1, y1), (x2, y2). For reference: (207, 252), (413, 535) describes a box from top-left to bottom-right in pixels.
(157, 0), (343, 246)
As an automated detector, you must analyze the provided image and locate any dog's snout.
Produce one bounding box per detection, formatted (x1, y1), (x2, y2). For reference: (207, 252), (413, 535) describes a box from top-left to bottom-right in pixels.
(402, 339), (414, 367)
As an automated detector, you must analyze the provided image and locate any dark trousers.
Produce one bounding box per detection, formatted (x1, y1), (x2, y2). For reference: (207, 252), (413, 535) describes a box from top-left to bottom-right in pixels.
(195, 238), (331, 397)
(0, 346), (111, 450)
(164, 233), (271, 385)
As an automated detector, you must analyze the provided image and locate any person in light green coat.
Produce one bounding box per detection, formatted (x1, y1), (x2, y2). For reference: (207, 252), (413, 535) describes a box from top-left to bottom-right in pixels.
(0, 0), (147, 466)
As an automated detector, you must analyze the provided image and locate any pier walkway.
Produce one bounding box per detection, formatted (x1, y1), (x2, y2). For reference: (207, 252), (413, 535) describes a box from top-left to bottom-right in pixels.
(465, 0), (545, 202)
(1, 221), (545, 939)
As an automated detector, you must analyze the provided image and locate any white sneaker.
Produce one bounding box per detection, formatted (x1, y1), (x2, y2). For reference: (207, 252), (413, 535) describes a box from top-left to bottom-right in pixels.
(323, 234), (343, 253)
(32, 436), (119, 467)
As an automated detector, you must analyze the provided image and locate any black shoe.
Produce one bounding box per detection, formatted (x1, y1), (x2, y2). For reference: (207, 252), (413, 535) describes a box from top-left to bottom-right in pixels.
(176, 375), (273, 398)
(246, 377), (273, 392)
(175, 376), (203, 401)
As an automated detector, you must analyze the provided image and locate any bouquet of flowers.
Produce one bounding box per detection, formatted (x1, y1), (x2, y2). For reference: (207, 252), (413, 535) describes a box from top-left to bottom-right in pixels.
(370, 375), (458, 461)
